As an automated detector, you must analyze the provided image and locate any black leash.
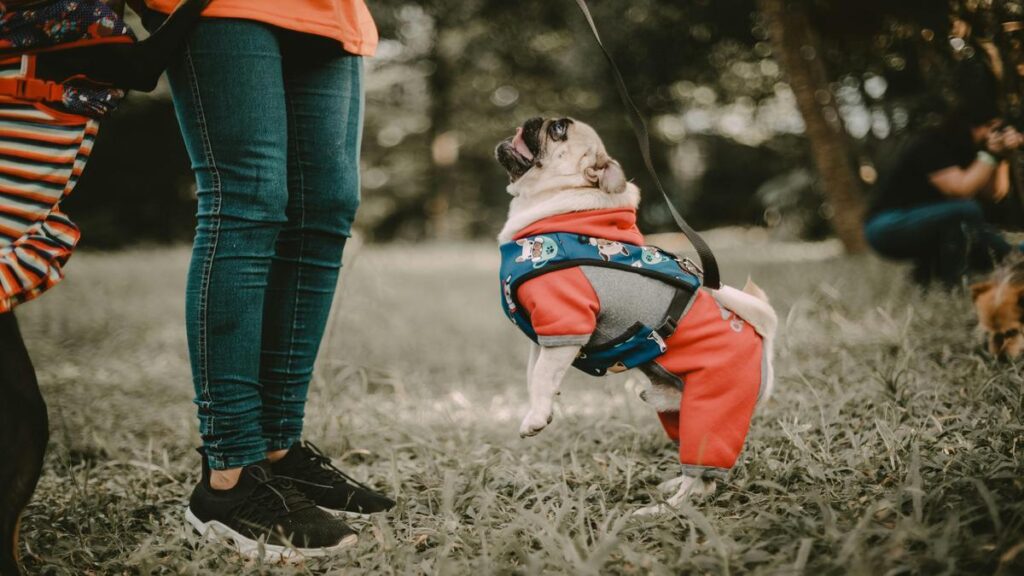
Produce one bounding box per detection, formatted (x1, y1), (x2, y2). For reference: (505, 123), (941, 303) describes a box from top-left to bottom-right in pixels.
(572, 0), (722, 289)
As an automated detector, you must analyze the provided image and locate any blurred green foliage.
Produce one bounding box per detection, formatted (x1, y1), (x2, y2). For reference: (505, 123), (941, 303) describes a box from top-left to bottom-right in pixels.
(63, 0), (1024, 247)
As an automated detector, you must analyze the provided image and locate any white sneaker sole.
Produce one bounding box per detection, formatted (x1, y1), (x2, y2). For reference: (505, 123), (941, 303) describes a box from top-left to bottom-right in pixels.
(185, 507), (357, 562)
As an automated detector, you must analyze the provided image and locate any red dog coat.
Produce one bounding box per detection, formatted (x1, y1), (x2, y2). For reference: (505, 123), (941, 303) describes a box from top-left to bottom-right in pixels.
(514, 208), (764, 477)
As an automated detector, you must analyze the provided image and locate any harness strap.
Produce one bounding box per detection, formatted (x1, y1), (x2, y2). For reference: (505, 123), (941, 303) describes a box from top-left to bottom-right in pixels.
(654, 287), (693, 342)
(572, 0), (722, 290)
(0, 77), (64, 102)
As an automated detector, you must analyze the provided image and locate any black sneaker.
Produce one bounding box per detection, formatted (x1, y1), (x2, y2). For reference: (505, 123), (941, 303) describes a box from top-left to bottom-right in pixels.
(185, 452), (358, 561)
(271, 441), (396, 516)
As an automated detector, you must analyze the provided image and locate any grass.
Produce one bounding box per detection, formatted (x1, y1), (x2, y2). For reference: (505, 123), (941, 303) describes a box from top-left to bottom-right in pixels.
(12, 235), (1024, 575)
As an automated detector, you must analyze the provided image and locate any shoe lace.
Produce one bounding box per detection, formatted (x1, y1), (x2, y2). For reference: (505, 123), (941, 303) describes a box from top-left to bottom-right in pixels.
(233, 466), (316, 528)
(276, 441), (373, 492)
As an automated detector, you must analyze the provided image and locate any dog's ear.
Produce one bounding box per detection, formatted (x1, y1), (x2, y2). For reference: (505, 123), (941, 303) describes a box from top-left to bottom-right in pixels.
(585, 152), (627, 194)
(971, 281), (994, 302)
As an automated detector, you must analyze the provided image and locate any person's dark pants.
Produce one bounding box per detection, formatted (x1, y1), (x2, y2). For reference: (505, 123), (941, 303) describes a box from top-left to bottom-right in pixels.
(864, 200), (1013, 287)
(0, 311), (48, 575)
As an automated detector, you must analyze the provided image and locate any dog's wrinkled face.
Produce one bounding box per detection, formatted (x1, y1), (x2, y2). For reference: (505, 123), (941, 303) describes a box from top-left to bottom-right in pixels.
(494, 116), (626, 196)
(972, 281), (1024, 359)
(494, 116), (556, 182)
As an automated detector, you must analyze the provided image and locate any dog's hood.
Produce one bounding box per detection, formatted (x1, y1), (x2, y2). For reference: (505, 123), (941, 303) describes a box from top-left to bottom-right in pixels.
(512, 208), (645, 245)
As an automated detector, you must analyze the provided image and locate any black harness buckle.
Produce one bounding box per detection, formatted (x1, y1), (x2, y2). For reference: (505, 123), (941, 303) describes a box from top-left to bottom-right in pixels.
(656, 288), (692, 339)
(659, 316), (678, 337)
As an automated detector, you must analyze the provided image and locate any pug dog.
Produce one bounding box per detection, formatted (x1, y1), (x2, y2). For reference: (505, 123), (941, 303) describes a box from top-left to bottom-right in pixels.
(494, 117), (777, 514)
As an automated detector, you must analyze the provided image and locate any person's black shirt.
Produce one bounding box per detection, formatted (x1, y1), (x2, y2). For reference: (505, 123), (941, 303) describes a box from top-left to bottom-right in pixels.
(868, 127), (977, 216)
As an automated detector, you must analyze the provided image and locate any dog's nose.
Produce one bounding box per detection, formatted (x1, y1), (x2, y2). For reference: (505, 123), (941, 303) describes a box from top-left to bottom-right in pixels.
(993, 345), (1014, 362)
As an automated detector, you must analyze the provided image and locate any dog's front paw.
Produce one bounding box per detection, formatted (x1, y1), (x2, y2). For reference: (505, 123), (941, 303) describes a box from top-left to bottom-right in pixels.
(519, 409), (553, 438)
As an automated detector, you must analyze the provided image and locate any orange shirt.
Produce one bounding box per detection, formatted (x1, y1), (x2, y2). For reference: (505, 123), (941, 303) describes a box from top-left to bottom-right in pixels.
(143, 0), (378, 56)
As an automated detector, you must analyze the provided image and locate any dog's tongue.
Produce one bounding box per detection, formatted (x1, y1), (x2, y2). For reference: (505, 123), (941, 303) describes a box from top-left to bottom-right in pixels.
(512, 127), (534, 161)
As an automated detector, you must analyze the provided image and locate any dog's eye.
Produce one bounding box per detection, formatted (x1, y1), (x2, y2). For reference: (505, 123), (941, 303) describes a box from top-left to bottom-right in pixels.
(549, 119), (569, 140)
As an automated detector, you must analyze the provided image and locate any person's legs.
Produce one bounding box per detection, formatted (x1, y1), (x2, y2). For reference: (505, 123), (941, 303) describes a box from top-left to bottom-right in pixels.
(162, 19), (361, 553)
(965, 220), (1013, 272)
(259, 33), (363, 453)
(164, 20), (289, 475)
(864, 200), (1011, 286)
(0, 312), (47, 575)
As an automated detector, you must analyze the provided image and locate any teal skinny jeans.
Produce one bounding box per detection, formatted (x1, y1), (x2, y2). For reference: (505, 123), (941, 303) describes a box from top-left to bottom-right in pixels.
(160, 17), (363, 469)
(864, 199), (1011, 286)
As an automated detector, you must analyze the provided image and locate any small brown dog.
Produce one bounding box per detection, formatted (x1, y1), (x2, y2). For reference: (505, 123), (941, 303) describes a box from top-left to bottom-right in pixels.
(971, 257), (1024, 359)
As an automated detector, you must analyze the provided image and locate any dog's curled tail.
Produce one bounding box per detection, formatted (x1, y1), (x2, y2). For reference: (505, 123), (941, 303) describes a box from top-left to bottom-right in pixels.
(710, 277), (778, 402)
(712, 277), (777, 339)
(742, 276), (768, 301)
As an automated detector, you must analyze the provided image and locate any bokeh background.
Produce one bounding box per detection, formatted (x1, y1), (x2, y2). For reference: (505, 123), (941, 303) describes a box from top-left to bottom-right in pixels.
(14, 2), (1024, 573)
(65, 0), (1024, 249)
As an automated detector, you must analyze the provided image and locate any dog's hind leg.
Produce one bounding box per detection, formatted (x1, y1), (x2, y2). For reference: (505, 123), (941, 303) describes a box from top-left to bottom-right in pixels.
(632, 475), (717, 517)
(0, 312), (48, 576)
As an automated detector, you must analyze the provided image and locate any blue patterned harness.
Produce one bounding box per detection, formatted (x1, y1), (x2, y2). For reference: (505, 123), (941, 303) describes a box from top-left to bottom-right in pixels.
(499, 232), (702, 376)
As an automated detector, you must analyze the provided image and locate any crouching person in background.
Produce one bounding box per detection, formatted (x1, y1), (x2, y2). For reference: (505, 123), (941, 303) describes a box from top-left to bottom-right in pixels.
(864, 101), (1023, 288)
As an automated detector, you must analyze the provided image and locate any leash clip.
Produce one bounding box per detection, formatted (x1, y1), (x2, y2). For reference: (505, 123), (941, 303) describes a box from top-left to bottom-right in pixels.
(680, 257), (703, 278)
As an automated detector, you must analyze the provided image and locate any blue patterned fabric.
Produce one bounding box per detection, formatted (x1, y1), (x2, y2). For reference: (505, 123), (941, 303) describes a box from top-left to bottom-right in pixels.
(0, 0), (135, 117)
(499, 232), (702, 376)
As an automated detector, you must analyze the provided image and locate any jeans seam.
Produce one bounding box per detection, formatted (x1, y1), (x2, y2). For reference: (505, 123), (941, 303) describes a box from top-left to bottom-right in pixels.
(278, 88), (307, 445)
(185, 45), (225, 466)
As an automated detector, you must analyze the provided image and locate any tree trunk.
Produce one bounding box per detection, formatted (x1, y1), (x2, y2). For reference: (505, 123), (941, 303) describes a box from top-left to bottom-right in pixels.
(426, 14), (457, 240)
(759, 0), (868, 253)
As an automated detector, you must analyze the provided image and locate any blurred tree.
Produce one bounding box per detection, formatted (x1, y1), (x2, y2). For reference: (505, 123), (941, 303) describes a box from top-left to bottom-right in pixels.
(60, 0), (1024, 248)
(363, 0), (802, 241)
(759, 0), (867, 252)
(757, 0), (1024, 249)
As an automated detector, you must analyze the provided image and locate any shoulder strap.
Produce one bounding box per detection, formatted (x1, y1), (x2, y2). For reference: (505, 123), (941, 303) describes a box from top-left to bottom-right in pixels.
(572, 0), (722, 289)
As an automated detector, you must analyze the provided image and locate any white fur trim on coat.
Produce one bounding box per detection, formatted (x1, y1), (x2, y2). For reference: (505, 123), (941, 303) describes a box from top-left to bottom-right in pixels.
(497, 183), (640, 243)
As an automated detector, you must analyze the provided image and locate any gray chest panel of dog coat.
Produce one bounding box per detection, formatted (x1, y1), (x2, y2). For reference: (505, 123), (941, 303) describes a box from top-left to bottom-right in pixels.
(580, 266), (677, 346)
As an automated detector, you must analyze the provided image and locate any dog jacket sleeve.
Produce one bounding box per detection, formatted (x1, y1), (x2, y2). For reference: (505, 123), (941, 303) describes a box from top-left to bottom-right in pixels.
(516, 267), (600, 346)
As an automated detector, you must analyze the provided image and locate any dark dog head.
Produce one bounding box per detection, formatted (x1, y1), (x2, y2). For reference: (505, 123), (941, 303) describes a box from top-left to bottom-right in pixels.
(494, 116), (564, 182)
